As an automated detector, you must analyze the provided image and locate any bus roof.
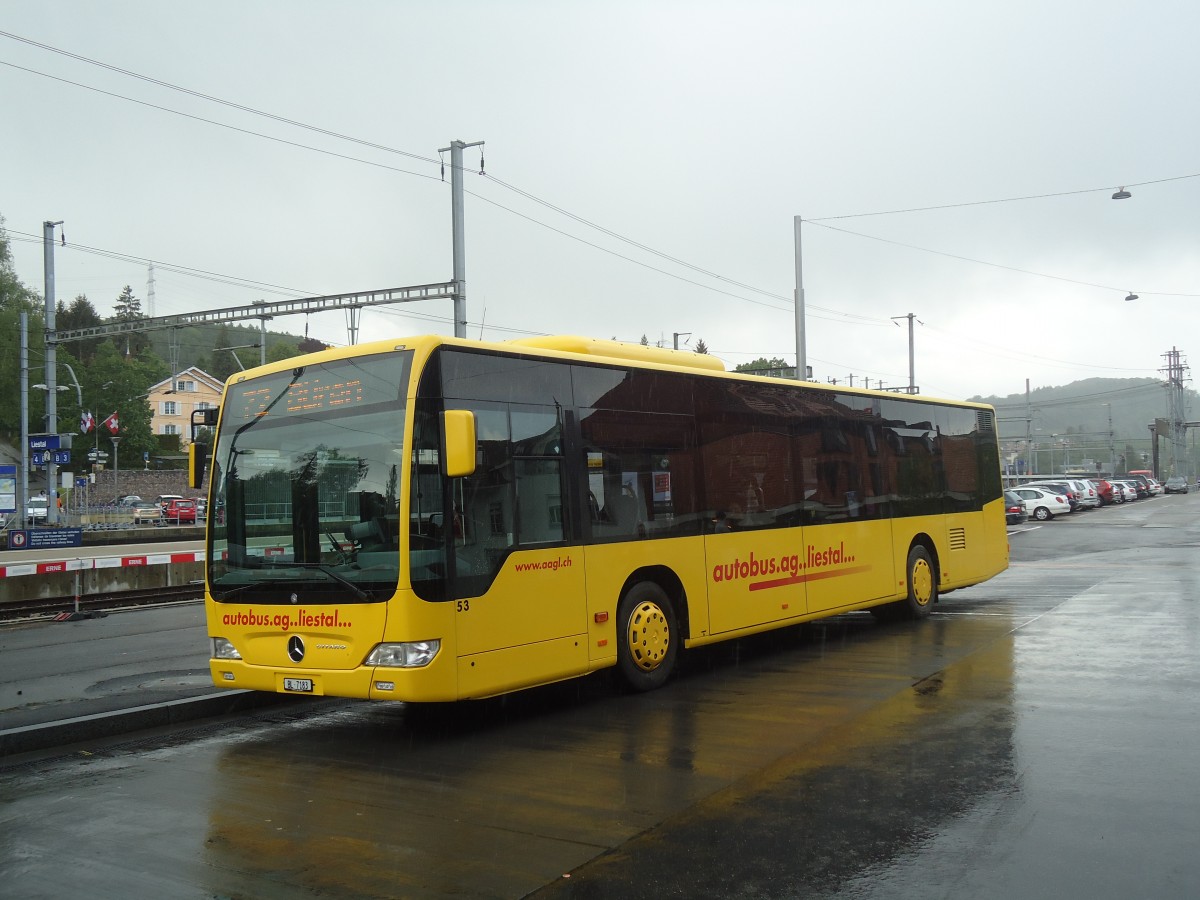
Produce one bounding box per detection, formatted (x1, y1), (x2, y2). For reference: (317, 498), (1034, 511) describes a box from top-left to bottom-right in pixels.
(508, 335), (726, 372)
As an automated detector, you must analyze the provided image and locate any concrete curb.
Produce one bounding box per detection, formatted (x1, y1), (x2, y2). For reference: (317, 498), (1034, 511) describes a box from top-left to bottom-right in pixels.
(0, 690), (306, 757)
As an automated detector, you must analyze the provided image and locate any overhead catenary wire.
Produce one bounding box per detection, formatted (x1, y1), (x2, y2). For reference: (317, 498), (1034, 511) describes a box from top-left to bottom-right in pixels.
(3, 35), (1192, 311)
(2, 29), (1195, 383)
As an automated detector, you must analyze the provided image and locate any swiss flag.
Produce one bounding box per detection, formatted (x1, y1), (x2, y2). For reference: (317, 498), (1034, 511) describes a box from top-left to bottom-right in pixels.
(80, 411), (95, 434)
(102, 412), (120, 434)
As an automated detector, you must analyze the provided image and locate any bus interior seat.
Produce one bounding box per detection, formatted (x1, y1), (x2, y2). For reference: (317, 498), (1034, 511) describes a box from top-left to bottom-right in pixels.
(604, 491), (641, 536)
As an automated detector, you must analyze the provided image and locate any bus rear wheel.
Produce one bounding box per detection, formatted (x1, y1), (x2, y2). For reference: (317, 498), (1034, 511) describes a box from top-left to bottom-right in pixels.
(901, 545), (936, 619)
(872, 545), (937, 621)
(616, 582), (678, 692)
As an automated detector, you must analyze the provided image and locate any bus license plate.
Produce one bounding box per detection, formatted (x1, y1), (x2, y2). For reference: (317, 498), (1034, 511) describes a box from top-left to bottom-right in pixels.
(283, 678), (313, 693)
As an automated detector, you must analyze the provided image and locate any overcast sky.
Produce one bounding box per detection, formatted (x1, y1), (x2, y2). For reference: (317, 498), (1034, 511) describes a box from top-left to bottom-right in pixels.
(2, 1), (1197, 401)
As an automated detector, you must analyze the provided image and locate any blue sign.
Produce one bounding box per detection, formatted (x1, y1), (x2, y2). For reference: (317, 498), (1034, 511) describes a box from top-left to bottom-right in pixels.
(24, 528), (83, 550)
(0, 463), (14, 515)
(53, 450), (71, 465)
(29, 434), (61, 451)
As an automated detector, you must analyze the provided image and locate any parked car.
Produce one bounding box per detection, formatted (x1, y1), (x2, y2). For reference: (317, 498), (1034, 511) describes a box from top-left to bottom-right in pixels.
(1004, 490), (1029, 525)
(1111, 480), (1139, 502)
(162, 498), (197, 524)
(1012, 486), (1072, 521)
(194, 498), (208, 519)
(1024, 481), (1079, 511)
(1121, 475), (1152, 499)
(1092, 479), (1115, 506)
(155, 494), (184, 514)
(1071, 479), (1101, 509)
(1164, 475), (1190, 494)
(1147, 478), (1164, 496)
(133, 501), (164, 524)
(25, 496), (49, 525)
(114, 494), (143, 507)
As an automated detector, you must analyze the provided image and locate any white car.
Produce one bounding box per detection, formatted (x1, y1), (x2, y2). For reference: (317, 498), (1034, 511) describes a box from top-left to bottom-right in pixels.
(25, 496), (49, 525)
(1111, 480), (1139, 502)
(1011, 486), (1073, 521)
(1071, 479), (1102, 509)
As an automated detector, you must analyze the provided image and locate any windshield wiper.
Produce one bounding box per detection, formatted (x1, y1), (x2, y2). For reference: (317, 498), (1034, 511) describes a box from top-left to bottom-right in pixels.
(213, 578), (294, 601)
(286, 563), (374, 600)
(214, 566), (373, 601)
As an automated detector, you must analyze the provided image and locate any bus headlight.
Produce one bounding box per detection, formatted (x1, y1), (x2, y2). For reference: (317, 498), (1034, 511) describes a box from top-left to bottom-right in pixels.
(212, 637), (242, 660)
(365, 640), (440, 668)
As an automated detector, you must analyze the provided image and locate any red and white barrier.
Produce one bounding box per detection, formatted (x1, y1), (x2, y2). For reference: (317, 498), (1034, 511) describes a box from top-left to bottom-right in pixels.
(0, 550), (205, 579)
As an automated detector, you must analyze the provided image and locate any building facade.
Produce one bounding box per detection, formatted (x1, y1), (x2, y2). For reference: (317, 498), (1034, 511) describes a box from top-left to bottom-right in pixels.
(147, 367), (223, 446)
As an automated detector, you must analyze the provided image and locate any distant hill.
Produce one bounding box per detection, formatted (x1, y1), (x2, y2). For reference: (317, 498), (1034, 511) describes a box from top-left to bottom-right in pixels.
(971, 376), (1195, 472)
(145, 322), (321, 378)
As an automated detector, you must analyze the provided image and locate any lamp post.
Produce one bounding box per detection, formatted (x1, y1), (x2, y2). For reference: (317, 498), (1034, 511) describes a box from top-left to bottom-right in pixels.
(110, 436), (121, 498)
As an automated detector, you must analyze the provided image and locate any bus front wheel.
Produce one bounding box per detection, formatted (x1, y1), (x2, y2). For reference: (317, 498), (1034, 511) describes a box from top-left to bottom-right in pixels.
(616, 582), (678, 692)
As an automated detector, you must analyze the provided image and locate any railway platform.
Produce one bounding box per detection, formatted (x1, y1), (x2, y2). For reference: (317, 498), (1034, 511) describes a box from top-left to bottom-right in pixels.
(0, 601), (293, 757)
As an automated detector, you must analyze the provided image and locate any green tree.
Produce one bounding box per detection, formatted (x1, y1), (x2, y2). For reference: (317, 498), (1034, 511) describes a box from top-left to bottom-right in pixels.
(0, 217), (44, 439)
(267, 338), (301, 363)
(57, 294), (105, 363)
(200, 324), (242, 383)
(735, 357), (791, 376)
(112, 285), (150, 356)
(297, 336), (330, 355)
(694, 338), (709, 354)
(640, 334), (650, 346)
(84, 342), (168, 470)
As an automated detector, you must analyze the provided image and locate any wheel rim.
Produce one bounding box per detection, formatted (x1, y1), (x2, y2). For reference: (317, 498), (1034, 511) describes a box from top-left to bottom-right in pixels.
(911, 557), (933, 607)
(626, 600), (671, 672)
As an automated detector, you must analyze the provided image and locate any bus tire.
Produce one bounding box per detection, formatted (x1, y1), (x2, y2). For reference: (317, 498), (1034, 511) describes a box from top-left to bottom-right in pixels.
(901, 545), (937, 619)
(616, 582), (678, 692)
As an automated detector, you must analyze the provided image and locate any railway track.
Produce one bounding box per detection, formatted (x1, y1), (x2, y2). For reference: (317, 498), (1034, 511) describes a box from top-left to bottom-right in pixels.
(0, 583), (204, 623)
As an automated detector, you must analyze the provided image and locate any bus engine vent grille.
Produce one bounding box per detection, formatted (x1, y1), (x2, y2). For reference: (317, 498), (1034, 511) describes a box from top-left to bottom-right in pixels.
(976, 410), (996, 432)
(949, 527), (967, 550)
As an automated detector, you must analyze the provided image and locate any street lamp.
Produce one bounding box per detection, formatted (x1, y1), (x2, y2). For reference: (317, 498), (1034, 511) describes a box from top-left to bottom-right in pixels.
(110, 436), (122, 498)
(1110, 191), (1138, 300)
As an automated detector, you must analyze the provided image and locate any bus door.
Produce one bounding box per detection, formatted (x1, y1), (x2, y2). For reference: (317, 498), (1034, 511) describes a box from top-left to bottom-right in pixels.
(447, 403), (587, 695)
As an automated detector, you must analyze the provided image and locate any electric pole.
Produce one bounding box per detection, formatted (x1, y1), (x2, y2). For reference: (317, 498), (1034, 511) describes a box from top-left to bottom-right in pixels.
(440, 138), (485, 339)
(44, 220), (63, 525)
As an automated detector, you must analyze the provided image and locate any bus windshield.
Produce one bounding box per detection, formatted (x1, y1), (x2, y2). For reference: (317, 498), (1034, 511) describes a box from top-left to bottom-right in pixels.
(208, 351), (413, 603)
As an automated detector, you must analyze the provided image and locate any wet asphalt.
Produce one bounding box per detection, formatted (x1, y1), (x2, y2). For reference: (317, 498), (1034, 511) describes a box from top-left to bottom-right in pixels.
(1, 494), (1198, 898)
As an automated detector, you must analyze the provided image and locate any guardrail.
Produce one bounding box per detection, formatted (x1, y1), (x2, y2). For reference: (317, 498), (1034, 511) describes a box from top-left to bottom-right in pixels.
(0, 549), (205, 580)
(0, 549), (206, 611)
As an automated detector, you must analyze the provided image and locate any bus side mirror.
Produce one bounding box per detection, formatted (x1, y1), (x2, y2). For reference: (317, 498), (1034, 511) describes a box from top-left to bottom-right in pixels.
(188, 442), (209, 491)
(188, 407), (219, 490)
(441, 410), (476, 478)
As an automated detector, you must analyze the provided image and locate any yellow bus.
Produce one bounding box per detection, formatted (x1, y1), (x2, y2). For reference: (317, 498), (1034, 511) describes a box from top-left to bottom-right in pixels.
(192, 334), (1008, 702)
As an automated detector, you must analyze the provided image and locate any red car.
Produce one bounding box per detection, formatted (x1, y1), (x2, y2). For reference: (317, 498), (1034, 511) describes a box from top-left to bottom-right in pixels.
(162, 499), (197, 524)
